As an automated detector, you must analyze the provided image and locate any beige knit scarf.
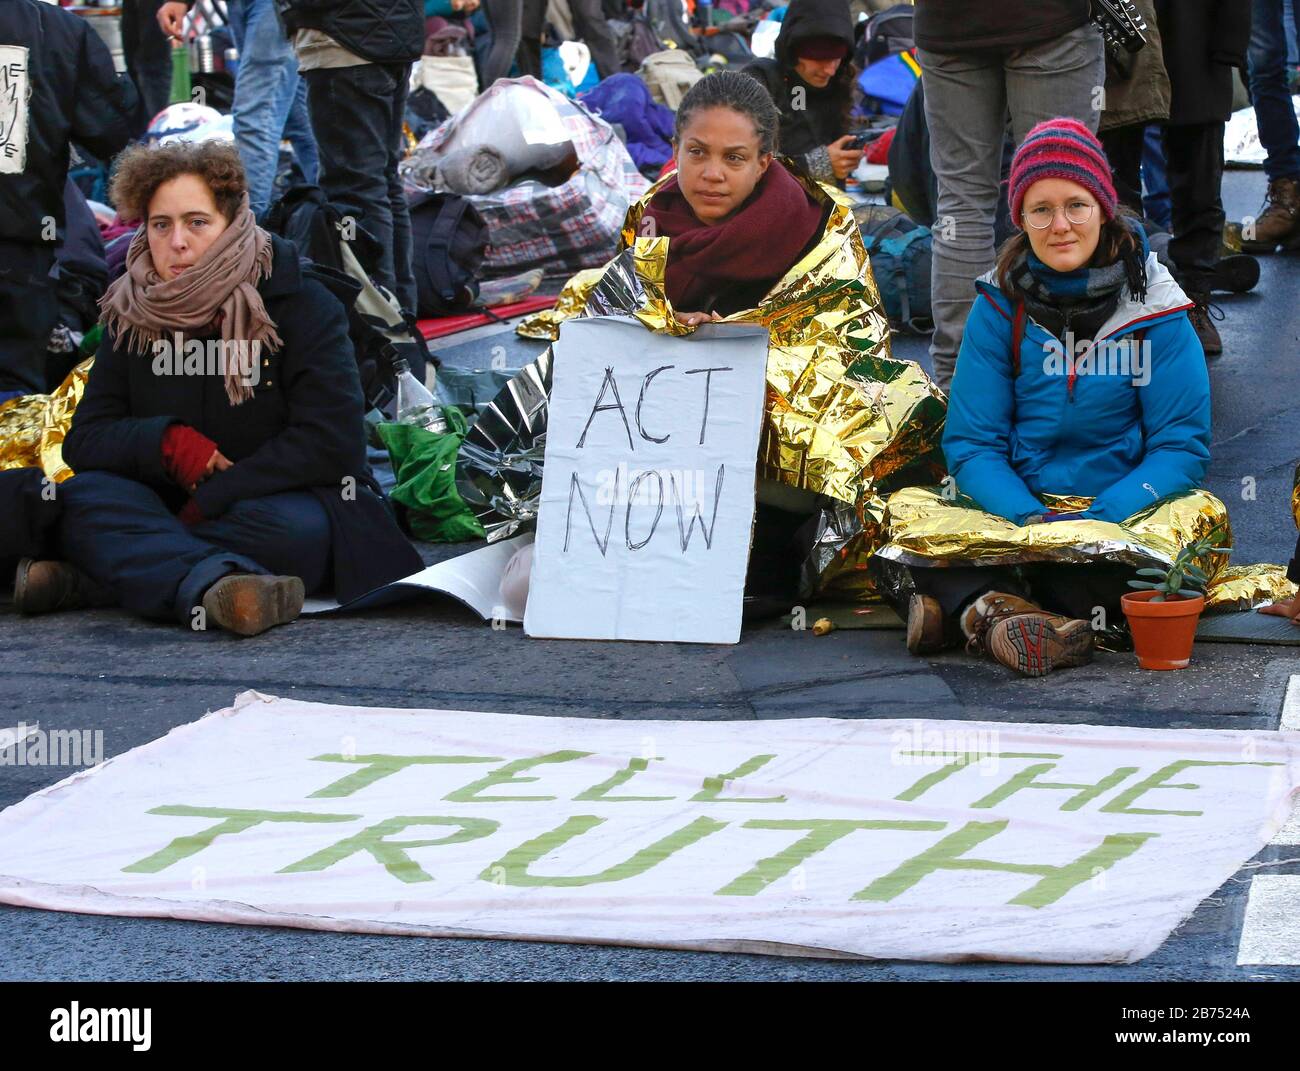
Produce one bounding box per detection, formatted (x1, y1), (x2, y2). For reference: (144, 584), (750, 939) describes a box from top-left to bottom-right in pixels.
(99, 195), (282, 406)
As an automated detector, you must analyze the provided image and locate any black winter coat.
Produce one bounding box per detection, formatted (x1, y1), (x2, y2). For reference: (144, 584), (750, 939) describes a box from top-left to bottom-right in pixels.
(742, 0), (856, 184)
(0, 0), (141, 243)
(63, 234), (423, 602)
(912, 0), (1090, 53)
(1153, 0), (1252, 126)
(277, 0), (424, 65)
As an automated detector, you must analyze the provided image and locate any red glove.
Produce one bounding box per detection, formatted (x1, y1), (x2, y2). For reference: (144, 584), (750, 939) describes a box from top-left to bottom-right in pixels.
(177, 499), (205, 527)
(161, 424), (219, 489)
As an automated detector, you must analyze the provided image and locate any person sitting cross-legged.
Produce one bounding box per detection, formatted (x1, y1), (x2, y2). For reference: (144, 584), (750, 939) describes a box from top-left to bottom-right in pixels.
(15, 141), (420, 636)
(891, 119), (1215, 677)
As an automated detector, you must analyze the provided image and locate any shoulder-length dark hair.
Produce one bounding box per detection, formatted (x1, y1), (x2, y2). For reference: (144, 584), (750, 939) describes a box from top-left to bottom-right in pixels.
(995, 206), (1141, 298)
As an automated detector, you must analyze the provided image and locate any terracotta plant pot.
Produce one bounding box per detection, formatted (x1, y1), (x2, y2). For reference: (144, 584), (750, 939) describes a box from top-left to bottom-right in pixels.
(1121, 590), (1205, 671)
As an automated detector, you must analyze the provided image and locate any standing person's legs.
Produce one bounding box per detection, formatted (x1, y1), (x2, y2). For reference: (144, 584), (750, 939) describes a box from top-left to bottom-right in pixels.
(517, 0), (547, 80)
(1002, 22), (1107, 144)
(384, 64), (417, 313)
(1100, 123), (1147, 216)
(915, 48), (1006, 393)
(305, 63), (402, 295)
(283, 79), (320, 186)
(1164, 121), (1227, 293)
(567, 0), (621, 79)
(122, 0), (173, 130)
(1141, 124), (1172, 230)
(1249, 0), (1300, 182)
(232, 0), (308, 216)
(481, 0), (524, 85)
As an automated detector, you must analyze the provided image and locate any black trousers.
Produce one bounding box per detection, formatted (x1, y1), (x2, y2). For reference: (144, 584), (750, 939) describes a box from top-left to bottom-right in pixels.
(0, 241), (58, 396)
(1163, 121), (1227, 293)
(481, 0), (525, 86)
(304, 63), (416, 313)
(518, 0), (620, 81)
(1099, 123), (1147, 218)
(908, 562), (1134, 628)
(121, 0), (173, 132)
(55, 472), (332, 624)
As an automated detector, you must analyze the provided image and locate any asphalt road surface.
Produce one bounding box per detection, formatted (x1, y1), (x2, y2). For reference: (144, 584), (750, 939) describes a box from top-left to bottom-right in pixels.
(1, 171), (1298, 981)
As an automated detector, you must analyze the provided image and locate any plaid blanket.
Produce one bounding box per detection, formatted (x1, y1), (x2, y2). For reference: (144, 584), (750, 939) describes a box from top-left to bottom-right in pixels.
(403, 77), (650, 278)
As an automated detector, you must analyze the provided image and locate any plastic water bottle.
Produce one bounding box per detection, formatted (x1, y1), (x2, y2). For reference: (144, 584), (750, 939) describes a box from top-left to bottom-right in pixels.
(394, 358), (449, 434)
(695, 0), (712, 30)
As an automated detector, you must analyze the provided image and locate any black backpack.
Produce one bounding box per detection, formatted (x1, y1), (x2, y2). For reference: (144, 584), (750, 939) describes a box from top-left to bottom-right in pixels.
(408, 191), (489, 319)
(263, 184), (433, 410)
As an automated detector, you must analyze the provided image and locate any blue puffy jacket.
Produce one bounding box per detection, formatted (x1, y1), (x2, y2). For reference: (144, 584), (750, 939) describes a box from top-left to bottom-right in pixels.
(942, 252), (1211, 526)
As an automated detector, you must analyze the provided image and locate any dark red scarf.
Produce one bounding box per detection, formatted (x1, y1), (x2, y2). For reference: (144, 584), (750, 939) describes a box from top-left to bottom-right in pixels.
(642, 161), (825, 313)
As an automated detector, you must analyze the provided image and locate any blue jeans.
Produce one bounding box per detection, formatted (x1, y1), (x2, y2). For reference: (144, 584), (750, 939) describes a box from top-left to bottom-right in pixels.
(1142, 125), (1172, 231)
(1248, 0), (1300, 181)
(227, 0), (319, 216)
(56, 472), (332, 624)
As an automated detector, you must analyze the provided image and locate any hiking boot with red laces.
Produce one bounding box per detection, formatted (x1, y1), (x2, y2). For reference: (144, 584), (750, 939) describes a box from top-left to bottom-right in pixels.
(1240, 175), (1300, 252)
(959, 591), (1094, 677)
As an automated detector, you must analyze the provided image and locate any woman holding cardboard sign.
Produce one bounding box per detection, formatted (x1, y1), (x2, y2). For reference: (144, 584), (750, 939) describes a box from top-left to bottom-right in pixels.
(498, 71), (944, 617)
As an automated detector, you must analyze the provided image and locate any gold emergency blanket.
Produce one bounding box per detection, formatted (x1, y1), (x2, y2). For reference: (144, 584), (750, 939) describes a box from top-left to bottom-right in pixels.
(0, 360), (91, 483)
(873, 485), (1293, 611)
(516, 165), (948, 509)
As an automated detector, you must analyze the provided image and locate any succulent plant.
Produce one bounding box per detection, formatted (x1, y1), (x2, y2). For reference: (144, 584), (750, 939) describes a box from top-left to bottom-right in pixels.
(1127, 523), (1232, 603)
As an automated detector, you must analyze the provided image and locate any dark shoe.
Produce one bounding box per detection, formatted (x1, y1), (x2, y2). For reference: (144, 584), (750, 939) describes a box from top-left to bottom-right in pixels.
(1239, 175), (1300, 252)
(1208, 253), (1260, 294)
(959, 591), (1094, 677)
(200, 574), (304, 637)
(1186, 294), (1223, 358)
(905, 593), (947, 654)
(13, 559), (114, 615)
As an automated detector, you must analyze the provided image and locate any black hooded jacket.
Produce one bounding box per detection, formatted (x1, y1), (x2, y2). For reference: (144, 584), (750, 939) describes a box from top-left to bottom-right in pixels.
(743, 0), (856, 185)
(276, 0), (425, 65)
(0, 0), (141, 243)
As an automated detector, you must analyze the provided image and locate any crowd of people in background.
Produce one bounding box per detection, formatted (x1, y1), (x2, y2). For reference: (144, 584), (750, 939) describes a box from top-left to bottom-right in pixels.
(2, 0), (1300, 655)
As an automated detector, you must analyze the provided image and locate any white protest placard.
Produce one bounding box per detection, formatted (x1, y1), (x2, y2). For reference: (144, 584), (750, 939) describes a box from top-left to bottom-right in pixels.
(525, 317), (769, 644)
(2, 693), (1299, 964)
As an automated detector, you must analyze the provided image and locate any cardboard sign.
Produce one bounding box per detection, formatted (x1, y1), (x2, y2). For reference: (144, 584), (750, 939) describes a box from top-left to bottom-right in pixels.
(525, 317), (769, 644)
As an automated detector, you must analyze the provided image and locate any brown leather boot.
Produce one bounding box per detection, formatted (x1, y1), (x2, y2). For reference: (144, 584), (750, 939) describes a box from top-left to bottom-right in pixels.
(1240, 175), (1300, 252)
(13, 559), (115, 615)
(959, 591), (1094, 677)
(1186, 294), (1223, 358)
(906, 593), (948, 654)
(200, 574), (305, 637)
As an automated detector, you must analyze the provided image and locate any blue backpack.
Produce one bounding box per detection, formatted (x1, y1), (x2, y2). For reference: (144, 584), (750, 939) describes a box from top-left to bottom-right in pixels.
(858, 208), (933, 335)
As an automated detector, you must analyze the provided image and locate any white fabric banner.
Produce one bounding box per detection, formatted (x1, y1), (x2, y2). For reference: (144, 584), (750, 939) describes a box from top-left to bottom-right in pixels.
(2, 692), (1298, 964)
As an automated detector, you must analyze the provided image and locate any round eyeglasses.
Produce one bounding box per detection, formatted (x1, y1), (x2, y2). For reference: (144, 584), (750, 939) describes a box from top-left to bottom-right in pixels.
(1023, 202), (1096, 229)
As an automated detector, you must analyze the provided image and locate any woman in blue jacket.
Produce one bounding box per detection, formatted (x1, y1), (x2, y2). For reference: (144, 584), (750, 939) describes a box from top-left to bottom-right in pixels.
(903, 118), (1212, 677)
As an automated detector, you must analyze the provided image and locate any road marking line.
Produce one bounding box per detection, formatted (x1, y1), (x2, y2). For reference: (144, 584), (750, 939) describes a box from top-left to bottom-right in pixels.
(1283, 674), (1300, 732)
(1238, 876), (1300, 966)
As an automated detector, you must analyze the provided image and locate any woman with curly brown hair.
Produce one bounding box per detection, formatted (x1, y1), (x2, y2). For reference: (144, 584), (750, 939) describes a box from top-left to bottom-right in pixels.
(13, 141), (421, 636)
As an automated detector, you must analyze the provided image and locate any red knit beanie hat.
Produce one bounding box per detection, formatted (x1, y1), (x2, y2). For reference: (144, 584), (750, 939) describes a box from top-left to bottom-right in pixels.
(1008, 118), (1118, 226)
